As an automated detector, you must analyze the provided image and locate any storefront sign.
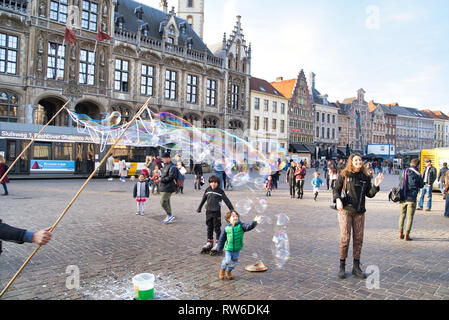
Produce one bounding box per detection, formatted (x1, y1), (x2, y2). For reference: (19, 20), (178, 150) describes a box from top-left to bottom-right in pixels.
(30, 160), (75, 172)
(1, 130), (92, 143)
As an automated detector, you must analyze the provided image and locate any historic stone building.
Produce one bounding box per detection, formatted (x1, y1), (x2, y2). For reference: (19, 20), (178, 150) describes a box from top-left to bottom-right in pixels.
(0, 0), (251, 175)
(309, 72), (339, 159)
(368, 101), (397, 146)
(421, 109), (449, 148)
(338, 89), (372, 153)
(271, 70), (314, 152)
(249, 76), (288, 157)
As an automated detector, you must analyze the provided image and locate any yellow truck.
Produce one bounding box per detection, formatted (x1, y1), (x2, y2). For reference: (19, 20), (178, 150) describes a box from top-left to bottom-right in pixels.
(420, 148), (449, 191)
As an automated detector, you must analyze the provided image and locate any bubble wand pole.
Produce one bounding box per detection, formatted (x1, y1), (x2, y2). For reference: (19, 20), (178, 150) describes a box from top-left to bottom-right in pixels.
(0, 98), (152, 299)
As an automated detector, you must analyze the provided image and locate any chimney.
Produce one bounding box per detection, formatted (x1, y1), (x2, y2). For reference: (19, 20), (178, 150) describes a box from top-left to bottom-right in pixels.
(276, 77), (283, 82)
(159, 0), (168, 13)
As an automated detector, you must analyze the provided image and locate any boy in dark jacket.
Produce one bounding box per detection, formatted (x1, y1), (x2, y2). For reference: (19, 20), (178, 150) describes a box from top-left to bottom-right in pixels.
(399, 158), (424, 241)
(197, 175), (234, 255)
(217, 211), (261, 280)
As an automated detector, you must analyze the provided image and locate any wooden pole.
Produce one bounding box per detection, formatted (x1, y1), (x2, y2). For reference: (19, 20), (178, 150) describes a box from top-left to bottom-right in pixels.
(0, 98), (152, 299)
(0, 101), (69, 184)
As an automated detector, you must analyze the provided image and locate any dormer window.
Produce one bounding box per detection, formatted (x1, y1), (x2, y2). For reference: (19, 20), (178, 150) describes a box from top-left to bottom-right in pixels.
(115, 15), (125, 30)
(141, 23), (149, 37)
(134, 6), (144, 20)
(167, 37), (174, 45)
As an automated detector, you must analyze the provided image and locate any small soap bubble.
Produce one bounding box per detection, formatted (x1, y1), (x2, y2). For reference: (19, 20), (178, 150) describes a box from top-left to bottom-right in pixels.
(235, 198), (253, 216)
(276, 213), (289, 226)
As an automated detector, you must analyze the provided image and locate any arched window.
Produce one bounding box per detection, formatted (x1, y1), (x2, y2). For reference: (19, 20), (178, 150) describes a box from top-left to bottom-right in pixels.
(111, 105), (131, 125)
(229, 120), (243, 130)
(0, 91), (19, 122)
(203, 116), (218, 128)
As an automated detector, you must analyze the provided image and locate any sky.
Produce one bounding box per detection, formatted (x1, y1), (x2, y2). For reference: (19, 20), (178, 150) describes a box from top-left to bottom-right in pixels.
(140, 0), (448, 111)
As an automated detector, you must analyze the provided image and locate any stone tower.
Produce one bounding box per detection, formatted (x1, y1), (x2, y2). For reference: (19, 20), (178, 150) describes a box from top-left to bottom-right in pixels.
(177, 0), (204, 40)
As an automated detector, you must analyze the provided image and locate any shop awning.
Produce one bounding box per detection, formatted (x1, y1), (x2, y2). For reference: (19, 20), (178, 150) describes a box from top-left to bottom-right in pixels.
(289, 143), (311, 153)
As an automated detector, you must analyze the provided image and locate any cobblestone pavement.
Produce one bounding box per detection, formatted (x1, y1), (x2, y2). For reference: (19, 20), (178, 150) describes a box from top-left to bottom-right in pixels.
(1, 171), (448, 300)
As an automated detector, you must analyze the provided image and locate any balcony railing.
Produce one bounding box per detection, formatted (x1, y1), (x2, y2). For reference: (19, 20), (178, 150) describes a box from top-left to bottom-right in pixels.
(0, 0), (28, 14)
(114, 29), (223, 68)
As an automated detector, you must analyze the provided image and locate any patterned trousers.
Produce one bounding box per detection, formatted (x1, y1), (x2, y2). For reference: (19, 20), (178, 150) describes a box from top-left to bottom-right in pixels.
(338, 210), (365, 260)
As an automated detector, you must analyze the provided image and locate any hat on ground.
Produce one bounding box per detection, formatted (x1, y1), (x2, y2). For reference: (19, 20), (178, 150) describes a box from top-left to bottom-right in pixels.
(245, 261), (268, 272)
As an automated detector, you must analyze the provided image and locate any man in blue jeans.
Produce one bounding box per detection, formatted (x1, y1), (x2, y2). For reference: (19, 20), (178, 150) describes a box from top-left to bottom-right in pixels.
(417, 159), (437, 212)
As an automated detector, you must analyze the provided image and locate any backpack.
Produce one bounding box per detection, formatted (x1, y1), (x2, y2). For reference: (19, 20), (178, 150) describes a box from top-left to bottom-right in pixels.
(389, 169), (407, 202)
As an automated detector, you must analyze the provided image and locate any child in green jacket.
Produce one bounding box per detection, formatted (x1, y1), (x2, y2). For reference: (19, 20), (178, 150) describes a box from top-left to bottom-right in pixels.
(217, 210), (261, 280)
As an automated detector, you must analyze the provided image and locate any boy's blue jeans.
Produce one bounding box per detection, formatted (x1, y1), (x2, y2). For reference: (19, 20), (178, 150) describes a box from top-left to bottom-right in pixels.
(221, 250), (240, 272)
(418, 184), (432, 210)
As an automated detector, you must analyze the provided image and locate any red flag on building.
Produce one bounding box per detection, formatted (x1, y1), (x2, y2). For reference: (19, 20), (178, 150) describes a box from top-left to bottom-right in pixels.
(64, 26), (76, 44)
(96, 30), (112, 42)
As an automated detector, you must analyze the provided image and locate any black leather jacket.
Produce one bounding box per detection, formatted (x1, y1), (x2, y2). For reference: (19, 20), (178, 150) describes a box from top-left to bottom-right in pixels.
(333, 171), (379, 214)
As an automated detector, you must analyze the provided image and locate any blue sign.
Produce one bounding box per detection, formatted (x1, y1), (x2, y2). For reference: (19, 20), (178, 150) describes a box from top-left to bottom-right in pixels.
(30, 160), (75, 172)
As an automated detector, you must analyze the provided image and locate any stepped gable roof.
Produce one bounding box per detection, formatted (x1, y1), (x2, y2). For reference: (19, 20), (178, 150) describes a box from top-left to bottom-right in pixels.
(250, 77), (286, 98)
(116, 0), (211, 53)
(270, 79), (296, 99)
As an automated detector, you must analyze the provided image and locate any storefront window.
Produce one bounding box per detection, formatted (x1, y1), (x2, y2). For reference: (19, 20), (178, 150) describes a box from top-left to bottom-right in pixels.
(54, 142), (73, 160)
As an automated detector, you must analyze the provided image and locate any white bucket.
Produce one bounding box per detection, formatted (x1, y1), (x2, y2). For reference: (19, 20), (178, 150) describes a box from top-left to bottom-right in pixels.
(132, 273), (155, 300)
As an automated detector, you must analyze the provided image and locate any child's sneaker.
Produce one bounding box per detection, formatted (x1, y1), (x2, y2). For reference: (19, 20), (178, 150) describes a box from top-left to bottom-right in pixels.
(201, 240), (213, 254)
(136, 212), (140, 215)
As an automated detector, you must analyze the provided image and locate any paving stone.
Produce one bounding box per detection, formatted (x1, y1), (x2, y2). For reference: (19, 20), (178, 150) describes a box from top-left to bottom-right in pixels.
(1, 173), (448, 300)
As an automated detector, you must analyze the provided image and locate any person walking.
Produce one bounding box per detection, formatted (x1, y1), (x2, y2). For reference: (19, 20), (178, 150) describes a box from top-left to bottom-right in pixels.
(159, 153), (178, 224)
(193, 162), (203, 190)
(329, 167), (338, 191)
(311, 171), (324, 201)
(333, 154), (384, 279)
(324, 161), (330, 190)
(213, 159), (225, 189)
(417, 159), (437, 212)
(0, 155), (9, 195)
(176, 161), (187, 194)
(106, 155), (115, 181)
(438, 162), (448, 194)
(265, 176), (274, 197)
(398, 158), (424, 241)
(118, 159), (128, 182)
(294, 163), (306, 199)
(150, 165), (161, 194)
(443, 170), (449, 218)
(286, 161), (296, 198)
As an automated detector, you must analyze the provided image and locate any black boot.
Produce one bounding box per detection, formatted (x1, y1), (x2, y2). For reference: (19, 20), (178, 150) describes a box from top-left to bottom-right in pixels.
(352, 259), (367, 279)
(338, 259), (346, 279)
